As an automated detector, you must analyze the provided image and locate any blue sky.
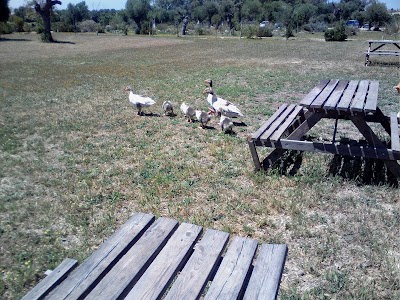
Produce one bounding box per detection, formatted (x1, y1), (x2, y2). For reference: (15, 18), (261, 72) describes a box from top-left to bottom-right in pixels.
(8, 0), (400, 11)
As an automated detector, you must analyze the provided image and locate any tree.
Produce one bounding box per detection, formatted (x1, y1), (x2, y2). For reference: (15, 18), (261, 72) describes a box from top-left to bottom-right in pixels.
(33, 0), (62, 42)
(364, 0), (391, 29)
(0, 0), (10, 23)
(126, 0), (152, 34)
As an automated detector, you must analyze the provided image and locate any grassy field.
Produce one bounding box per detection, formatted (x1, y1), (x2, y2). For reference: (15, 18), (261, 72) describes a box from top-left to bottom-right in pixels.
(1, 30), (399, 299)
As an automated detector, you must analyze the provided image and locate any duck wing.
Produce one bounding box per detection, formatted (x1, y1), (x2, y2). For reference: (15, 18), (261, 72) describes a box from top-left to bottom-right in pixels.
(129, 92), (155, 106)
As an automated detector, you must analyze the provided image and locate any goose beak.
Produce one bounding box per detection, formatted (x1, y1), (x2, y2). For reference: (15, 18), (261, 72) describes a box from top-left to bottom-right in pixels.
(204, 79), (211, 85)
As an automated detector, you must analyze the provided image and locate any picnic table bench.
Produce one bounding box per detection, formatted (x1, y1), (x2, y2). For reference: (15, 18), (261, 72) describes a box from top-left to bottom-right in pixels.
(22, 212), (288, 300)
(248, 79), (400, 179)
(365, 40), (400, 66)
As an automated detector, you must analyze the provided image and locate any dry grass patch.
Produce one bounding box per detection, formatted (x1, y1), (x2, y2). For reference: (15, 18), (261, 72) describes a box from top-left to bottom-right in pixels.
(1, 31), (399, 299)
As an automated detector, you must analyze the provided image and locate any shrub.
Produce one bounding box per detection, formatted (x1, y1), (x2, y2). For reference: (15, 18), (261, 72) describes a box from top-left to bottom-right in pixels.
(285, 25), (294, 39)
(78, 20), (101, 33)
(324, 22), (347, 41)
(256, 27), (273, 37)
(0, 22), (13, 34)
(303, 22), (328, 32)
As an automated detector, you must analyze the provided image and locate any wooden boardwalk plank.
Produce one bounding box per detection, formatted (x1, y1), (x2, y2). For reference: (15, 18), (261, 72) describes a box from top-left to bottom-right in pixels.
(251, 104), (288, 140)
(336, 80), (359, 111)
(364, 81), (379, 113)
(270, 106), (304, 141)
(204, 237), (258, 300)
(85, 217), (178, 300)
(124, 223), (203, 300)
(310, 79), (339, 109)
(260, 104), (297, 141)
(46, 213), (154, 300)
(243, 244), (288, 300)
(164, 229), (230, 300)
(22, 258), (77, 300)
(350, 80), (369, 112)
(324, 80), (349, 110)
(390, 112), (400, 152)
(299, 79), (330, 107)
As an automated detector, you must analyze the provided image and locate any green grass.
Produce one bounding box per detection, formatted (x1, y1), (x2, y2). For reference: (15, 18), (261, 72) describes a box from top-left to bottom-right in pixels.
(1, 30), (400, 299)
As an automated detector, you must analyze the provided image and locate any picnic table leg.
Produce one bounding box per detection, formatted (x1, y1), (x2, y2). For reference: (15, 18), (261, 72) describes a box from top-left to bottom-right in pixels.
(375, 107), (391, 135)
(248, 139), (262, 171)
(350, 115), (400, 179)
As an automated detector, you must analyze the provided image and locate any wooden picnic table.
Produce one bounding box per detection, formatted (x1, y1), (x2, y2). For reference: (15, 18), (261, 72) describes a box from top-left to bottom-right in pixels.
(365, 40), (400, 66)
(22, 212), (288, 300)
(248, 79), (400, 179)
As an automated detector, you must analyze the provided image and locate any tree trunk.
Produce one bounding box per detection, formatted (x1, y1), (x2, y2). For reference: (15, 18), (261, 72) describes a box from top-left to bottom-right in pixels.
(34, 0), (61, 43)
(181, 16), (189, 36)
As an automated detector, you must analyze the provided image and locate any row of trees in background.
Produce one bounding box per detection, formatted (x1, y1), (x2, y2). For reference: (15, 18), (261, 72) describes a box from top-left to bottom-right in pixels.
(0, 0), (398, 42)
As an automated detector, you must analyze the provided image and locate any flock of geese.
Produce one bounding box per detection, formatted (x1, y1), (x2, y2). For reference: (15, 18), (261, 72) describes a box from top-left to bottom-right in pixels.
(124, 79), (244, 133)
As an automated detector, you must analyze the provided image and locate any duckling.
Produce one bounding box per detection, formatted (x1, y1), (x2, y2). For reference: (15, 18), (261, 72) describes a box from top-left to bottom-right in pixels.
(162, 101), (174, 116)
(220, 115), (234, 133)
(195, 110), (211, 129)
(180, 102), (196, 122)
(394, 82), (400, 94)
(124, 86), (156, 116)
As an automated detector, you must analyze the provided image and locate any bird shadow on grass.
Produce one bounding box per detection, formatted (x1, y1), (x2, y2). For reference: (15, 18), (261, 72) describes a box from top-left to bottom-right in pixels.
(233, 121), (247, 127)
(141, 112), (161, 117)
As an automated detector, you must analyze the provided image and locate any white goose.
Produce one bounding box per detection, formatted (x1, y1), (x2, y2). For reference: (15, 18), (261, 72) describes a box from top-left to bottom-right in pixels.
(124, 86), (156, 116)
(203, 79), (243, 118)
(180, 102), (196, 122)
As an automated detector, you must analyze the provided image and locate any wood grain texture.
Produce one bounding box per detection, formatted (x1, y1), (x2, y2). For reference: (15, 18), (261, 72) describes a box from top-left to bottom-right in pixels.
(390, 112), (400, 152)
(310, 79), (339, 109)
(46, 212), (155, 300)
(364, 81), (379, 113)
(243, 244), (288, 300)
(351, 80), (369, 112)
(324, 80), (348, 110)
(299, 79), (329, 107)
(22, 258), (77, 300)
(204, 237), (258, 300)
(270, 106), (304, 141)
(85, 217), (178, 300)
(336, 80), (359, 111)
(260, 104), (296, 141)
(251, 104), (288, 140)
(164, 229), (230, 300)
(124, 223), (203, 300)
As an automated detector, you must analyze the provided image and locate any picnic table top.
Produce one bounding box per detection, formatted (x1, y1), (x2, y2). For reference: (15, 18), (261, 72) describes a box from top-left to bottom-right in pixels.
(23, 212), (288, 300)
(367, 39), (400, 43)
(299, 79), (379, 114)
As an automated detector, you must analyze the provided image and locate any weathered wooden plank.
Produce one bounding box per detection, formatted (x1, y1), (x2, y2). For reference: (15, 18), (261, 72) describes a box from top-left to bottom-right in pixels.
(204, 237), (258, 300)
(124, 223), (203, 300)
(243, 244), (288, 300)
(364, 81), (379, 113)
(274, 139), (400, 160)
(248, 139), (262, 170)
(270, 106), (304, 141)
(365, 51), (400, 56)
(251, 104), (288, 140)
(22, 258), (77, 300)
(85, 217), (178, 300)
(390, 112), (400, 152)
(46, 212), (155, 300)
(260, 104), (297, 141)
(310, 79), (339, 109)
(324, 80), (349, 110)
(299, 79), (330, 107)
(164, 229), (230, 300)
(336, 80), (359, 112)
(350, 80), (369, 112)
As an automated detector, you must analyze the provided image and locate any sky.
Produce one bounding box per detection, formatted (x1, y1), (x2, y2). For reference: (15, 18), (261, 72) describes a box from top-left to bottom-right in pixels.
(8, 0), (400, 11)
